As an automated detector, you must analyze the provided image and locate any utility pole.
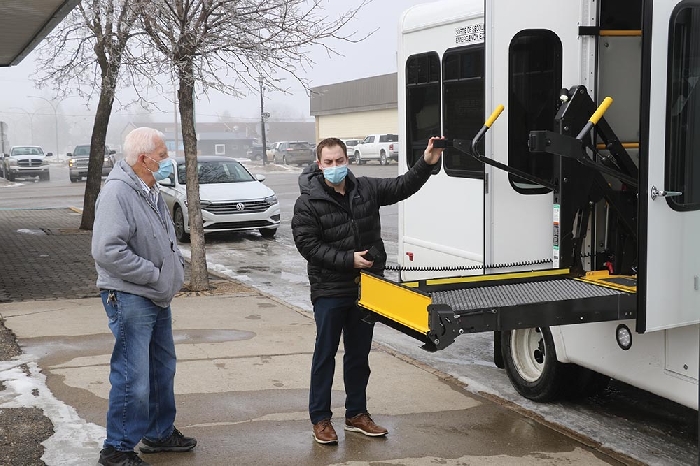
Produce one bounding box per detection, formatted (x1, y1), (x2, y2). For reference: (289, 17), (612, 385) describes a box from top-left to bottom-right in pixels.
(259, 76), (267, 166)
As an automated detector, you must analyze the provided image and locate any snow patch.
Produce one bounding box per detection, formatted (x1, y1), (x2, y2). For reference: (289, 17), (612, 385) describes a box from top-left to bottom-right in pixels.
(0, 355), (104, 465)
(16, 229), (45, 235)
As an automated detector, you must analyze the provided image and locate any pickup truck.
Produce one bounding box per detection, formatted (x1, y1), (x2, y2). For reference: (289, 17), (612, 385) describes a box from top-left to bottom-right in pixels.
(351, 134), (399, 165)
(67, 144), (116, 182)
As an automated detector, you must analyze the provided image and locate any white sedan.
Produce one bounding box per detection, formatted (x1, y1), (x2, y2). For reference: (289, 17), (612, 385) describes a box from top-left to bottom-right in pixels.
(158, 156), (280, 241)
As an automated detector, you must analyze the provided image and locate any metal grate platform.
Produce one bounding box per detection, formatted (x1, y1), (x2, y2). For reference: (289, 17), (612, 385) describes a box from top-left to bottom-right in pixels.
(431, 278), (624, 313)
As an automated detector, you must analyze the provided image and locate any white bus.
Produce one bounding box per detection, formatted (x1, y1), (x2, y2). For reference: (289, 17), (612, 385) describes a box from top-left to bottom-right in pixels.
(380, 0), (700, 409)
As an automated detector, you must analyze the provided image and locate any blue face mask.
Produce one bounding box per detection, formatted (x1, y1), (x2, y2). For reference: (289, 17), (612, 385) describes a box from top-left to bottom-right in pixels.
(147, 157), (173, 181)
(322, 164), (348, 185)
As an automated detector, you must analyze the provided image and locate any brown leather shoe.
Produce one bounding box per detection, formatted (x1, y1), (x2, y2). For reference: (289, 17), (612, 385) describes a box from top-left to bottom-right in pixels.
(344, 413), (388, 437)
(312, 419), (338, 444)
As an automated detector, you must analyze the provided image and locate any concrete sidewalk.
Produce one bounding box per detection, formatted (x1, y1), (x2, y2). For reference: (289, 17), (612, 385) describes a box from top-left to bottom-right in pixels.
(0, 289), (631, 465)
(0, 208), (632, 465)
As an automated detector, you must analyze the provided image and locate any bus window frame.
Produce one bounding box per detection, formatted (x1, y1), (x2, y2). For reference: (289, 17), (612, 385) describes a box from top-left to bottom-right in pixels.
(507, 29), (562, 195)
(442, 44), (486, 179)
(665, 1), (700, 212)
(405, 51), (442, 170)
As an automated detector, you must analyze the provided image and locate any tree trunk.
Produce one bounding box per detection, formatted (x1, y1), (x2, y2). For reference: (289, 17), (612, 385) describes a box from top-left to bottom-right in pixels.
(179, 61), (209, 291)
(80, 77), (116, 230)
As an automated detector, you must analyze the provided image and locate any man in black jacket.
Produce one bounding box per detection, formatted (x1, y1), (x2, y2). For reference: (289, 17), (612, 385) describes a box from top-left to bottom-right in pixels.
(292, 136), (443, 445)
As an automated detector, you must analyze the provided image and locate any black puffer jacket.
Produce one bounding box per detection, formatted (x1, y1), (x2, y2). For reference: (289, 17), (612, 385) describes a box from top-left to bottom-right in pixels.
(292, 157), (434, 303)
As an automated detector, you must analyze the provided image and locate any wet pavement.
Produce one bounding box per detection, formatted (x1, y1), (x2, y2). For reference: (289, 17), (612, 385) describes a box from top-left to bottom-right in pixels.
(0, 207), (637, 465)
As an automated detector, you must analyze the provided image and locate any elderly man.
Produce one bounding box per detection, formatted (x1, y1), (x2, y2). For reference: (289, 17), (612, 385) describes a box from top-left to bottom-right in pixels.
(92, 127), (196, 466)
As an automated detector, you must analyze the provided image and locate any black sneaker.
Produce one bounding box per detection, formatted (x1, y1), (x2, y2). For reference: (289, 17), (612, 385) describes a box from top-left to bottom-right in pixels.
(98, 446), (150, 466)
(139, 427), (197, 453)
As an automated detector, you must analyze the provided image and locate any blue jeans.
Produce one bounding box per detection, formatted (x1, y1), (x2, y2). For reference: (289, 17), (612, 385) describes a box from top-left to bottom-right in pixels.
(309, 296), (374, 424)
(101, 290), (177, 451)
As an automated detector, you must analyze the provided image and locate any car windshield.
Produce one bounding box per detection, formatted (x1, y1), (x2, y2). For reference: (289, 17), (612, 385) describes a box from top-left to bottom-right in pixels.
(11, 147), (44, 156)
(73, 146), (90, 156)
(289, 142), (310, 150)
(177, 161), (255, 185)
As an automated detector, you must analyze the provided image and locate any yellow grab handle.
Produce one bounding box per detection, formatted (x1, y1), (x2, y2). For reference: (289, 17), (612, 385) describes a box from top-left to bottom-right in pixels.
(485, 105), (505, 128)
(589, 97), (613, 125)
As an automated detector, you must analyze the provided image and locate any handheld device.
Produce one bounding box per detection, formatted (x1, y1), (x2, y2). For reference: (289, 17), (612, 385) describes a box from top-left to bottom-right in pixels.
(362, 246), (381, 262)
(432, 139), (452, 149)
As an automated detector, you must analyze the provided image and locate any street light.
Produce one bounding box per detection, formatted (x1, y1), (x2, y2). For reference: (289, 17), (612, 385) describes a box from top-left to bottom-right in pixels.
(30, 96), (60, 161)
(8, 107), (36, 145)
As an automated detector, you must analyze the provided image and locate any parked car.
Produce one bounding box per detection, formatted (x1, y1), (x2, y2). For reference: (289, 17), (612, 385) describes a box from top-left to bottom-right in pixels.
(341, 138), (363, 163)
(1, 146), (51, 181)
(246, 142), (272, 161)
(266, 142), (280, 160)
(158, 156), (280, 241)
(352, 133), (399, 165)
(272, 141), (315, 166)
(67, 144), (116, 182)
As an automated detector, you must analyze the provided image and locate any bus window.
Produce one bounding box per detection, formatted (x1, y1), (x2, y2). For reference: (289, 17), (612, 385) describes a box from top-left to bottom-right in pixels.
(600, 0), (642, 30)
(406, 52), (441, 168)
(443, 46), (484, 178)
(666, 5), (700, 211)
(508, 29), (562, 193)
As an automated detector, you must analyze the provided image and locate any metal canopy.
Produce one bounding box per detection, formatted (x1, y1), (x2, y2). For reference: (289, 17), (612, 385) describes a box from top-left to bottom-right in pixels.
(0, 0), (80, 66)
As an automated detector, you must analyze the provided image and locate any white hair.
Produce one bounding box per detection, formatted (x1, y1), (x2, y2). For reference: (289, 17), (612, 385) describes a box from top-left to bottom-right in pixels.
(123, 127), (165, 165)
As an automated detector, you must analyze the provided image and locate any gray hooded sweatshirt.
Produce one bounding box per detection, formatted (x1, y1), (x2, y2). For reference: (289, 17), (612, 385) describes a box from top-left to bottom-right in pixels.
(92, 159), (184, 308)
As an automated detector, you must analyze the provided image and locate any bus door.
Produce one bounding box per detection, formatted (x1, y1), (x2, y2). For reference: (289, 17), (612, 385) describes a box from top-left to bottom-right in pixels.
(485, 0), (592, 269)
(640, 1), (700, 332)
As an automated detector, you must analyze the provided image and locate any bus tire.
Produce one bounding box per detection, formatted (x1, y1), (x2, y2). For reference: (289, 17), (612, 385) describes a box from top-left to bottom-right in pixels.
(501, 326), (568, 402)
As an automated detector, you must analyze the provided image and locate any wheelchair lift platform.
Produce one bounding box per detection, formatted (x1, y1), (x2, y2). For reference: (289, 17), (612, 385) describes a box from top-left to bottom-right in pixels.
(358, 268), (636, 352)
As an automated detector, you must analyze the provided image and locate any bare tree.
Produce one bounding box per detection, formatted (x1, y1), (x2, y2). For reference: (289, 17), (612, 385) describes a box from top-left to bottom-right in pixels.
(137, 0), (370, 291)
(34, 0), (142, 230)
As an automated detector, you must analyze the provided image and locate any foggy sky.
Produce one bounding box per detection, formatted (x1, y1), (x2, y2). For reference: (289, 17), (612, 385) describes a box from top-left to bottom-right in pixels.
(0, 0), (430, 151)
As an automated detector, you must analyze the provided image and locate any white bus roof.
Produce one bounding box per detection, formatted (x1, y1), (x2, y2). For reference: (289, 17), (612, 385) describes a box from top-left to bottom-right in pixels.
(400, 0), (483, 34)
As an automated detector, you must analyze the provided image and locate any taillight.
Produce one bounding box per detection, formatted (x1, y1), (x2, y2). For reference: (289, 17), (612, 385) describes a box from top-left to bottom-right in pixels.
(389, 143), (394, 150)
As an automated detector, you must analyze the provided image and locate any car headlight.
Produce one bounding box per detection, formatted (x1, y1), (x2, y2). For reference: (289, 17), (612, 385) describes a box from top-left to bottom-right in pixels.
(68, 158), (76, 167)
(8, 158), (17, 166)
(104, 157), (110, 163)
(42, 158), (50, 165)
(264, 195), (278, 206)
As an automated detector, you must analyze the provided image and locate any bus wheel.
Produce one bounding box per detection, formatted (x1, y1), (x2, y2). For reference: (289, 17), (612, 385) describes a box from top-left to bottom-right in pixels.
(501, 327), (568, 402)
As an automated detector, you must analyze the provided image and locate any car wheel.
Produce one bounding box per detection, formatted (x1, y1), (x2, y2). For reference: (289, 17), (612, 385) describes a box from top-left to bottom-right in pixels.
(70, 177), (78, 183)
(283, 155), (288, 165)
(379, 151), (387, 165)
(174, 205), (190, 243)
(355, 151), (362, 165)
(501, 327), (569, 402)
(259, 228), (277, 238)
(40, 172), (50, 181)
(7, 172), (14, 182)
